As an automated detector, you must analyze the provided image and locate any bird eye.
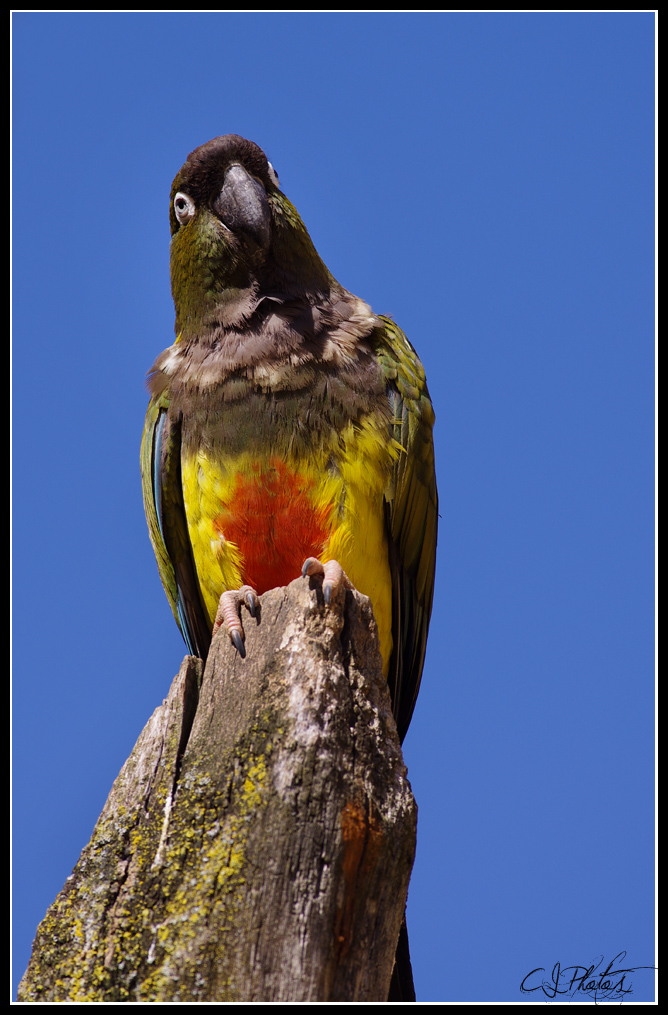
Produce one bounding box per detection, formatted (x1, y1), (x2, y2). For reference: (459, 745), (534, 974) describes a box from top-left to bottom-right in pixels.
(267, 162), (280, 188)
(173, 192), (196, 225)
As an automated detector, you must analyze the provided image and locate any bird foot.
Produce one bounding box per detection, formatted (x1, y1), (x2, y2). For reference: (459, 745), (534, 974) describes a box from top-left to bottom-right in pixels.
(212, 585), (259, 658)
(301, 557), (354, 604)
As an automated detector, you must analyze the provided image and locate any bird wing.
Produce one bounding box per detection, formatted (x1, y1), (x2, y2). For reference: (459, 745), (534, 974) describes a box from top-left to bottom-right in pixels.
(374, 317), (438, 742)
(140, 393), (212, 659)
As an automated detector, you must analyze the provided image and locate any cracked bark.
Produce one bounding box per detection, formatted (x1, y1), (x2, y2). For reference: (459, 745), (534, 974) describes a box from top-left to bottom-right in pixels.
(18, 576), (417, 1002)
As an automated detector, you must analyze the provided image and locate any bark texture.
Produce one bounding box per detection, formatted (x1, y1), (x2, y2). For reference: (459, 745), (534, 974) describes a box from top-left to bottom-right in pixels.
(18, 576), (417, 1002)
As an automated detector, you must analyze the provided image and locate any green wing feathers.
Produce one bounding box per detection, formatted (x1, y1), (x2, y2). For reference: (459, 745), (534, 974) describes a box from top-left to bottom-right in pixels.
(140, 394), (211, 659)
(141, 395), (180, 625)
(375, 317), (438, 741)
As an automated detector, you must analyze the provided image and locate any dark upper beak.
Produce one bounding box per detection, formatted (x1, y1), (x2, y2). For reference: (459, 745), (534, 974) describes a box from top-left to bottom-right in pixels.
(212, 163), (271, 251)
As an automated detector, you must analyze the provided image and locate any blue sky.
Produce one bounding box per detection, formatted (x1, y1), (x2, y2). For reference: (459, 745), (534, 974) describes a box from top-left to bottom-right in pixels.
(12, 12), (655, 1002)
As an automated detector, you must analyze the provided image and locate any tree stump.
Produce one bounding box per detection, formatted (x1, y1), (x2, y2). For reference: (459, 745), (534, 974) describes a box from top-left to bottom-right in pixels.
(18, 576), (417, 1002)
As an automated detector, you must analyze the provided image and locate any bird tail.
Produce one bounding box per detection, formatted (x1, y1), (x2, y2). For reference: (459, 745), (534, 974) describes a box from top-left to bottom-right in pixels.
(388, 913), (416, 1001)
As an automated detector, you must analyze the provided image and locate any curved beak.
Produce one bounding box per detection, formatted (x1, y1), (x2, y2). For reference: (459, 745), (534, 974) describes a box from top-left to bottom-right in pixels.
(212, 164), (272, 251)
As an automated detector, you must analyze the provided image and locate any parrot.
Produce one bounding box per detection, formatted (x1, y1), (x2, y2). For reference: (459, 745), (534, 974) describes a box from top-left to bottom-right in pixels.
(140, 135), (437, 999)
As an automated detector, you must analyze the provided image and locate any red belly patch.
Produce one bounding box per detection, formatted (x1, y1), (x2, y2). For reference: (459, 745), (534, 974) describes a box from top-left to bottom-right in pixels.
(213, 458), (334, 594)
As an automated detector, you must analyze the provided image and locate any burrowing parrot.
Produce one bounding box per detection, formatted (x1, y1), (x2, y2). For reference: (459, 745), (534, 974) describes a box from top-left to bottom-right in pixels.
(141, 134), (437, 747)
(141, 134), (437, 1001)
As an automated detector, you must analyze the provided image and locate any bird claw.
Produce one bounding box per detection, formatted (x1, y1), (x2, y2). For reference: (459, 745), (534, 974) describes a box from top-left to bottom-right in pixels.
(245, 589), (257, 618)
(301, 557), (354, 603)
(230, 628), (246, 658)
(213, 584), (259, 657)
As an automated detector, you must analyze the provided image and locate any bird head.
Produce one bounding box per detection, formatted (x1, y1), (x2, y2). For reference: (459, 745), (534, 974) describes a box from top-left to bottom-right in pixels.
(169, 135), (333, 339)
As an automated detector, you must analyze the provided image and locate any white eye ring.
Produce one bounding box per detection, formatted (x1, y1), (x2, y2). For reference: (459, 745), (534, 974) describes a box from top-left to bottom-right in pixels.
(174, 191), (196, 225)
(267, 162), (280, 188)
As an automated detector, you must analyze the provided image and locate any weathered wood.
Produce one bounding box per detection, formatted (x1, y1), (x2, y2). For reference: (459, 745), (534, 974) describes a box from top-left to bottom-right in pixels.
(18, 576), (417, 1002)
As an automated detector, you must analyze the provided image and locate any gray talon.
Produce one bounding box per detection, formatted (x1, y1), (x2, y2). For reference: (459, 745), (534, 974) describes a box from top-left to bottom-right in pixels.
(231, 630), (246, 657)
